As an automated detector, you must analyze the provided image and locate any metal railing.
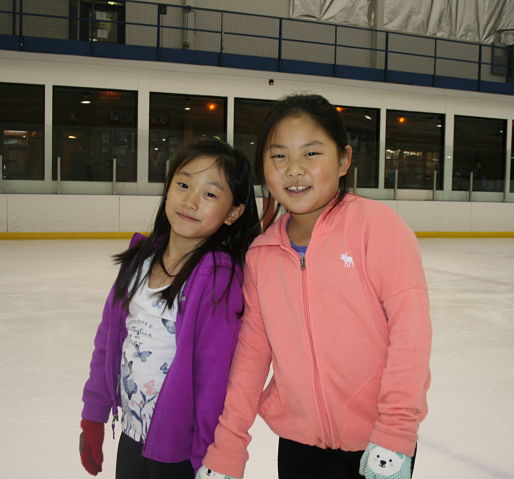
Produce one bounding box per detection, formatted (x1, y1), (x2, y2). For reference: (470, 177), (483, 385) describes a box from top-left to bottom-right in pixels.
(0, 1), (512, 95)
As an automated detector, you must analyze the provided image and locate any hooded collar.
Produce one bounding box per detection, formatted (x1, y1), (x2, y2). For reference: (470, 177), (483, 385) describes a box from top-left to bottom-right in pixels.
(250, 193), (357, 250)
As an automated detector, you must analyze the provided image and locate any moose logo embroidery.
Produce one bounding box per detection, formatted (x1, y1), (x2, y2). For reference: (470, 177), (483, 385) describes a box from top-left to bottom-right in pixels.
(340, 252), (354, 268)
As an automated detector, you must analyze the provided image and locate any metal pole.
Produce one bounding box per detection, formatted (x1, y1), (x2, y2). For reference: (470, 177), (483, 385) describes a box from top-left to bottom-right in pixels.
(353, 166), (358, 195)
(112, 157), (117, 195)
(393, 168), (398, 200)
(57, 156), (61, 194)
(278, 18), (282, 71)
(432, 169), (437, 200)
(219, 11), (224, 66)
(0, 154), (3, 193)
(468, 171), (473, 201)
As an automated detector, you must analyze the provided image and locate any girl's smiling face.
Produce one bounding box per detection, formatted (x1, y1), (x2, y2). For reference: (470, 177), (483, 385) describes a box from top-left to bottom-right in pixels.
(165, 155), (243, 247)
(263, 114), (351, 223)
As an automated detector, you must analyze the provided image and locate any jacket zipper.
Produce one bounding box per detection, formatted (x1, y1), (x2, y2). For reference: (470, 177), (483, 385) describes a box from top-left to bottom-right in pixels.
(300, 256), (333, 448)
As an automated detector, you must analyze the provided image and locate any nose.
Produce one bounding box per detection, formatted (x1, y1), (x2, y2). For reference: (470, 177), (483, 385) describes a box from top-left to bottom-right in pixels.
(183, 190), (199, 210)
(285, 157), (304, 178)
(380, 460), (386, 467)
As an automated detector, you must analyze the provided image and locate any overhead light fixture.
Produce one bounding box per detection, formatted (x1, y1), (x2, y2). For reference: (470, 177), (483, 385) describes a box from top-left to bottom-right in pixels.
(207, 103), (217, 111)
(68, 135), (77, 139)
(398, 116), (406, 123)
(336, 106), (344, 112)
(437, 124), (442, 128)
(184, 107), (191, 111)
(364, 114), (372, 120)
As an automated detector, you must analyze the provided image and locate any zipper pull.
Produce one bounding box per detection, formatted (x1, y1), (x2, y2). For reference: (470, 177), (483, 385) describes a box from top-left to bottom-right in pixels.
(300, 257), (306, 269)
(111, 414), (118, 440)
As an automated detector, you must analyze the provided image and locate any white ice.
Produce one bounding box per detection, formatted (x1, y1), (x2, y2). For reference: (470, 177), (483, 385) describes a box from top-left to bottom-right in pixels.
(0, 238), (513, 479)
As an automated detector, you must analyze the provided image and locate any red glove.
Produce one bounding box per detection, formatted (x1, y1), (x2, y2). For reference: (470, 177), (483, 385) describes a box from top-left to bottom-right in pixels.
(79, 419), (104, 476)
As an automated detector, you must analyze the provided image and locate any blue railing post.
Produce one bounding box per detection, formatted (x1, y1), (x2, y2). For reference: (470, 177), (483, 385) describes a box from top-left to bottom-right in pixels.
(18, 0), (23, 48)
(477, 44), (482, 92)
(432, 38), (437, 86)
(384, 31), (389, 82)
(332, 25), (337, 77)
(219, 10), (224, 66)
(278, 18), (282, 71)
(11, 0), (16, 36)
(156, 4), (163, 60)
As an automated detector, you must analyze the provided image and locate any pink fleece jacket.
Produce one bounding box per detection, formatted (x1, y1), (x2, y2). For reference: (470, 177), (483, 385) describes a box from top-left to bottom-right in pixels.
(204, 194), (432, 477)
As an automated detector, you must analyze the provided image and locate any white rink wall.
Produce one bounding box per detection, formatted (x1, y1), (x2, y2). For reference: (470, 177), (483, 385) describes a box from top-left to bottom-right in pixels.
(1, 194), (513, 233)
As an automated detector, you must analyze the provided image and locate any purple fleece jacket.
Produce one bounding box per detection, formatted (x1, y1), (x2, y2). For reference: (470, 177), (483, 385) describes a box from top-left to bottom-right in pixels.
(81, 233), (243, 471)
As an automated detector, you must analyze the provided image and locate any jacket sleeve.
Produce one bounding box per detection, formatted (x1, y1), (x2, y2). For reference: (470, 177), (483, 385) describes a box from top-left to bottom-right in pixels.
(190, 260), (244, 472)
(81, 233), (144, 423)
(81, 285), (117, 423)
(365, 207), (432, 457)
(202, 254), (273, 478)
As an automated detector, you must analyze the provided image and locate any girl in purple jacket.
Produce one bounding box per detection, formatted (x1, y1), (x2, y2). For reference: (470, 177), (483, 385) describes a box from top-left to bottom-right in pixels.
(79, 138), (260, 479)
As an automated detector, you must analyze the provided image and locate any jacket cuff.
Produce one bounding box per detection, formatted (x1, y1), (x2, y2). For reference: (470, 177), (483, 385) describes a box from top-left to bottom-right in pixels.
(203, 448), (245, 479)
(81, 403), (111, 424)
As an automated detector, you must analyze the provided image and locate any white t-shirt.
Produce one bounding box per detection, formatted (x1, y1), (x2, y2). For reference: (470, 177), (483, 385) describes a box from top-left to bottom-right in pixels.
(120, 258), (178, 443)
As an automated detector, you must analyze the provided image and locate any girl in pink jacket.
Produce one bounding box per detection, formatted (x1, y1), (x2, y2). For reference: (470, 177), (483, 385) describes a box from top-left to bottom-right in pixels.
(197, 95), (431, 479)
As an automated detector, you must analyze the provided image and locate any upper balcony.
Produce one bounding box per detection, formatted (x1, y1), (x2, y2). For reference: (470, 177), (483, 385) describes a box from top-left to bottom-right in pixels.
(1, 0), (513, 96)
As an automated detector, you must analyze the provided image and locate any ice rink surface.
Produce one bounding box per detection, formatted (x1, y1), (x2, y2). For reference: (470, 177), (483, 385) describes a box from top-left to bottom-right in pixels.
(0, 237), (513, 479)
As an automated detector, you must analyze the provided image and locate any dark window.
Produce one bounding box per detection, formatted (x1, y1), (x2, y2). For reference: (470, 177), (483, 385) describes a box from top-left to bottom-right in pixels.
(386, 110), (444, 189)
(338, 106), (379, 188)
(53, 86), (137, 182)
(149, 93), (227, 183)
(0, 82), (44, 180)
(234, 98), (275, 183)
(453, 115), (506, 192)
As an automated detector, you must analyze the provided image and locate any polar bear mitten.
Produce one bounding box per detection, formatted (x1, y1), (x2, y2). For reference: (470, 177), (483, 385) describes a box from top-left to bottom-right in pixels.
(195, 465), (240, 479)
(359, 443), (411, 479)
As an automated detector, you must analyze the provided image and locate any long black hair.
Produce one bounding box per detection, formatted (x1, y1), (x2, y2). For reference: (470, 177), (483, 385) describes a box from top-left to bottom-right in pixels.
(254, 94), (350, 226)
(112, 137), (261, 309)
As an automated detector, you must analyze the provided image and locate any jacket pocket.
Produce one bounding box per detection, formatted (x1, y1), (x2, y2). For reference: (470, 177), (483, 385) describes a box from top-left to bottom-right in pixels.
(341, 365), (384, 446)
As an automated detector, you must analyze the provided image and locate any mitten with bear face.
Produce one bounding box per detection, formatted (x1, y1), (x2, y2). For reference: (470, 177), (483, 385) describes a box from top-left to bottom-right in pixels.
(359, 443), (411, 479)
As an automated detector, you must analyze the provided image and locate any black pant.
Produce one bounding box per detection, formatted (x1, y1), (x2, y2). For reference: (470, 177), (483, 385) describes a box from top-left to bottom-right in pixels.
(116, 433), (194, 479)
(278, 438), (417, 479)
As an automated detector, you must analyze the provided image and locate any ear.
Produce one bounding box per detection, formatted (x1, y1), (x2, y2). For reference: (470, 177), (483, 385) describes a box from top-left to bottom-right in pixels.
(224, 203), (245, 226)
(338, 145), (352, 177)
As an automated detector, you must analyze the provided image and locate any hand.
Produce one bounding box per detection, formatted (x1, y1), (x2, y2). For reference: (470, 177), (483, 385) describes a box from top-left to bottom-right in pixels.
(359, 443), (411, 479)
(79, 419), (104, 476)
(195, 465), (241, 479)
